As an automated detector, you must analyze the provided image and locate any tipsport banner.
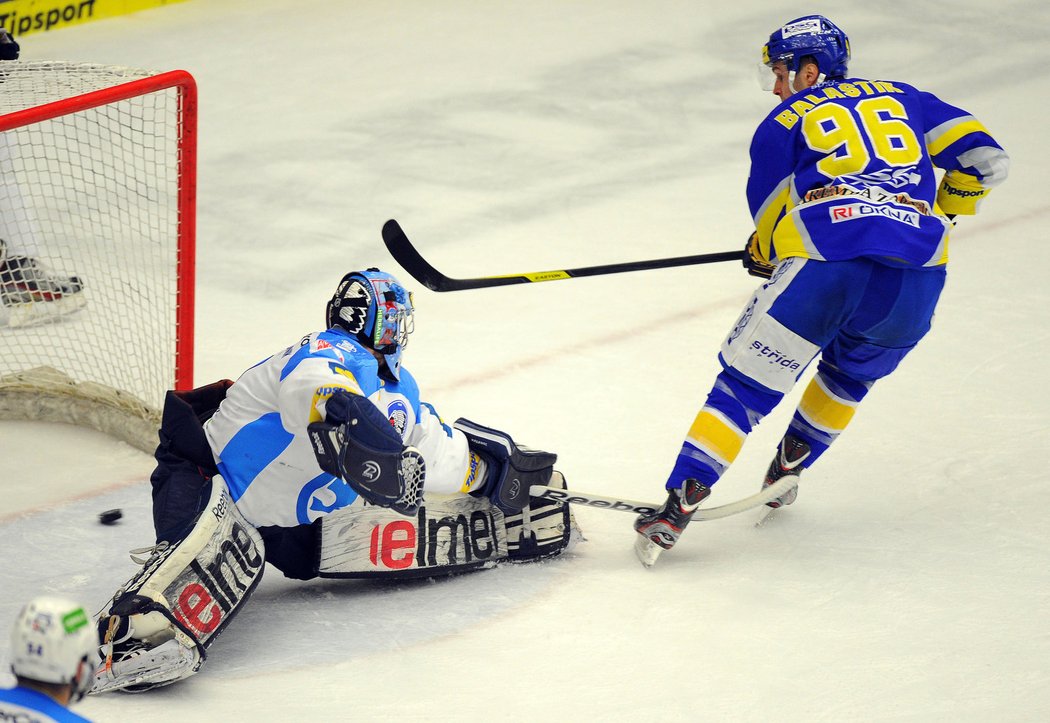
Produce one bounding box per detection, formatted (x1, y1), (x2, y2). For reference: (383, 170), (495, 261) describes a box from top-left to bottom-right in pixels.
(0, 0), (189, 37)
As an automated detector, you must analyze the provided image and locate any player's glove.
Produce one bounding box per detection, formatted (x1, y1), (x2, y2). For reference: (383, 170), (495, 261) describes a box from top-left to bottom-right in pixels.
(743, 232), (776, 279)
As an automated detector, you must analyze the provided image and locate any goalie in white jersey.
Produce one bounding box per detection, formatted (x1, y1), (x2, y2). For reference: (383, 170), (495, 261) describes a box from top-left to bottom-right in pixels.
(198, 269), (478, 531)
(92, 268), (578, 694)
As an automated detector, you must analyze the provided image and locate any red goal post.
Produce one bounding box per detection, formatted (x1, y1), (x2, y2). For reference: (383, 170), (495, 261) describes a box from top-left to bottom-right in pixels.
(0, 62), (196, 452)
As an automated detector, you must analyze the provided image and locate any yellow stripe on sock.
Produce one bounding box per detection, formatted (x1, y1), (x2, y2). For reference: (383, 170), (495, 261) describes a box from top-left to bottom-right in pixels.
(797, 377), (856, 433)
(685, 409), (745, 465)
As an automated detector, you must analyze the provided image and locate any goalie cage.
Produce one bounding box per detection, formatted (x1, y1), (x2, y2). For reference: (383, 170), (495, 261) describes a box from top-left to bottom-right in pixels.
(0, 61), (196, 453)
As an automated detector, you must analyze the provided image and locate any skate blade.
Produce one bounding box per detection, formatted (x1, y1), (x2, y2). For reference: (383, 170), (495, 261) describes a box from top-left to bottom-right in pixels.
(634, 534), (665, 568)
(754, 504), (779, 527)
(7, 293), (87, 327)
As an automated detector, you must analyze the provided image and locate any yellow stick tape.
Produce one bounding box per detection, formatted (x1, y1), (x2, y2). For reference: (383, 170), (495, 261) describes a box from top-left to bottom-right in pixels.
(1, 0), (189, 37)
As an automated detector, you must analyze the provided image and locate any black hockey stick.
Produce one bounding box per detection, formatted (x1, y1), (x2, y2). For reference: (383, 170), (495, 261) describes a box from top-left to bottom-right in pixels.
(382, 219), (744, 292)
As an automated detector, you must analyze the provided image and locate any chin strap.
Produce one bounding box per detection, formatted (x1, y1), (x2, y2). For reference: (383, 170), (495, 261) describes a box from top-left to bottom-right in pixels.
(783, 70), (826, 97)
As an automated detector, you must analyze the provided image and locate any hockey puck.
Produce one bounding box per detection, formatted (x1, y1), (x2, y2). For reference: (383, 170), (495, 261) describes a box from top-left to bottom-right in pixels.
(98, 509), (123, 526)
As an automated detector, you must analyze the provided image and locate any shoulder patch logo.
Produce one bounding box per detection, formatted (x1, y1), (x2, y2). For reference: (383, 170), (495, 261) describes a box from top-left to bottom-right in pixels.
(387, 399), (409, 436)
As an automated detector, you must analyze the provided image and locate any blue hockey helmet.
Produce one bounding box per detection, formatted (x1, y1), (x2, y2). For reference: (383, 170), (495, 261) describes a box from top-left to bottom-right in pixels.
(326, 268), (414, 381)
(762, 15), (850, 79)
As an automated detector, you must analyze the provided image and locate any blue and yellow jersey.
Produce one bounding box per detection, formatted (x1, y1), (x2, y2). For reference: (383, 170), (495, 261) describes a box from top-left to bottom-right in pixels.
(747, 78), (1008, 267)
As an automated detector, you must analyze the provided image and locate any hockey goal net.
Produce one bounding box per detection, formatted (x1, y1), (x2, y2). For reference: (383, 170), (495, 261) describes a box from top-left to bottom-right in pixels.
(0, 62), (196, 452)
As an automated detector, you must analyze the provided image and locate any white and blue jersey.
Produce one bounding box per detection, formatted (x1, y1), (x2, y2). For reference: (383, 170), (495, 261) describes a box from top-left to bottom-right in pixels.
(203, 329), (474, 528)
(0, 685), (91, 722)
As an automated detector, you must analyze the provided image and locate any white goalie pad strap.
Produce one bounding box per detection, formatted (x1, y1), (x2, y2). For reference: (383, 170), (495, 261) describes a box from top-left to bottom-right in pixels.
(93, 476), (265, 693)
(318, 494), (508, 578)
(504, 471), (582, 561)
(504, 502), (579, 560)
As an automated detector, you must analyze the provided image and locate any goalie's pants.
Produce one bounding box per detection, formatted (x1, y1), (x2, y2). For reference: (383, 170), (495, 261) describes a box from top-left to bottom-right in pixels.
(150, 380), (322, 581)
(666, 257), (947, 490)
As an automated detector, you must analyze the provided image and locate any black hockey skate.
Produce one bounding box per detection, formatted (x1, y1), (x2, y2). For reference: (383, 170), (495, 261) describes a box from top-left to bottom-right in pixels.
(0, 250), (84, 305)
(633, 479), (710, 567)
(763, 434), (811, 508)
(0, 239), (87, 326)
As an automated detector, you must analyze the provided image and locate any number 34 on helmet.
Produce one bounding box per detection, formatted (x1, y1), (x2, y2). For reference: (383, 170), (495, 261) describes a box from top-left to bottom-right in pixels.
(9, 596), (97, 703)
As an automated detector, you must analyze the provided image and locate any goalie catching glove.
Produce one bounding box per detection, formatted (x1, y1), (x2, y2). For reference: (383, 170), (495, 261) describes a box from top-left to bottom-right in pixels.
(308, 390), (424, 515)
(743, 231), (776, 279)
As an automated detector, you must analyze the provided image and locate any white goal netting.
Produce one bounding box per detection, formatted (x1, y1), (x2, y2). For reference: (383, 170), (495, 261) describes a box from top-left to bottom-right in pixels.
(0, 62), (196, 452)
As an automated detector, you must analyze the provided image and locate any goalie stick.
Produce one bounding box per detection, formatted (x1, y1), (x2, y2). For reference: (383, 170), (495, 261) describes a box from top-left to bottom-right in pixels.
(529, 475), (797, 522)
(382, 219), (744, 292)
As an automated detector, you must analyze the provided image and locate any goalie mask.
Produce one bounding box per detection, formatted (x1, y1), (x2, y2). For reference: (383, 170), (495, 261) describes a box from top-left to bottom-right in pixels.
(326, 268), (414, 381)
(761, 15), (850, 91)
(9, 596), (98, 703)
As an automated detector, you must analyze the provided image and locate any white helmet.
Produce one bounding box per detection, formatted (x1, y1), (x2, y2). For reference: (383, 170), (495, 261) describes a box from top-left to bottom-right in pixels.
(9, 595), (98, 702)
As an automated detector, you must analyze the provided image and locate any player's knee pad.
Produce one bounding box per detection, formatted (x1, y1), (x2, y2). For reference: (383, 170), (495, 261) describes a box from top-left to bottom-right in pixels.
(92, 476), (265, 694)
(454, 418), (557, 512)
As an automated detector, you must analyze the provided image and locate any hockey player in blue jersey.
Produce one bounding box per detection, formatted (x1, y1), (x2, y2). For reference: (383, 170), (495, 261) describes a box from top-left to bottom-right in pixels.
(635, 15), (1009, 565)
(91, 267), (578, 693)
(1, 596), (97, 722)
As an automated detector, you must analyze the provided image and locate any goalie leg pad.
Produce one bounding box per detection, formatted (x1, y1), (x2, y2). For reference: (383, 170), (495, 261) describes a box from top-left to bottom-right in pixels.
(318, 494), (508, 579)
(92, 476), (265, 694)
(317, 472), (582, 577)
(454, 417), (557, 512)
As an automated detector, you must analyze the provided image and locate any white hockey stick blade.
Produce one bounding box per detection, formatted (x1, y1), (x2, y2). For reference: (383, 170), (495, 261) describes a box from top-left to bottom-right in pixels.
(529, 476), (798, 522)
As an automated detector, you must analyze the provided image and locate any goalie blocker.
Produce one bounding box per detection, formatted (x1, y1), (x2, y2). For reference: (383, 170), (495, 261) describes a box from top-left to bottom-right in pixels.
(454, 417), (557, 512)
